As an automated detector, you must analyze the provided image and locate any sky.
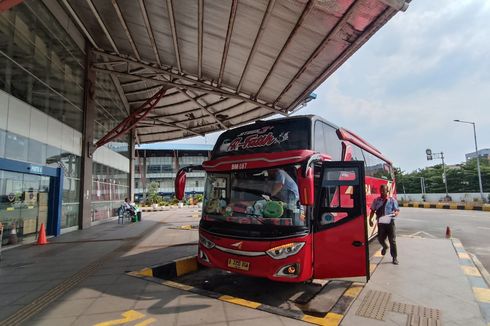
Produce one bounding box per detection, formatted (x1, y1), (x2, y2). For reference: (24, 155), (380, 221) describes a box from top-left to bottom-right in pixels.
(170, 0), (490, 173)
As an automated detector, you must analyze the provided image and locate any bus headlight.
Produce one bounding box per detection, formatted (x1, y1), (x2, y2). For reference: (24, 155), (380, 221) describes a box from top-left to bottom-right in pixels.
(200, 235), (215, 249)
(266, 242), (305, 260)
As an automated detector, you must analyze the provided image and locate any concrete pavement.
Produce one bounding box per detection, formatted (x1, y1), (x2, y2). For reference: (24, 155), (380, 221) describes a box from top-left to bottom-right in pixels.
(0, 208), (488, 326)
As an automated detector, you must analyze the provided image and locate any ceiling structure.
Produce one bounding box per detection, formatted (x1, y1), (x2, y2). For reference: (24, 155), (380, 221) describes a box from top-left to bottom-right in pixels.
(60, 0), (410, 144)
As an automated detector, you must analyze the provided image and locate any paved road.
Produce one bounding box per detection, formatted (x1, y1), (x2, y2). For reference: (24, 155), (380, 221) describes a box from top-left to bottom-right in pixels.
(395, 207), (490, 274)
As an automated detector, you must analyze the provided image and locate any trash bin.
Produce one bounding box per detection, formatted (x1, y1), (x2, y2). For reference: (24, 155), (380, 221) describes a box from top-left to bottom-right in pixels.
(137, 211), (142, 222)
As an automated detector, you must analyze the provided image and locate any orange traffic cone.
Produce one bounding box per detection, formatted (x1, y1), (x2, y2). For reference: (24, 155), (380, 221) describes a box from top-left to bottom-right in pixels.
(445, 226), (452, 239)
(37, 223), (47, 245)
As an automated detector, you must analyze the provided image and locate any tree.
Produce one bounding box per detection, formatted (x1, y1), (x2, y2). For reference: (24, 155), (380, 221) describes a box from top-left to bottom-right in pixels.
(394, 158), (490, 193)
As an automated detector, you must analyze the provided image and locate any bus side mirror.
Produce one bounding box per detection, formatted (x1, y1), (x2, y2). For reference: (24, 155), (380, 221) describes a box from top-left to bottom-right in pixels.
(175, 169), (187, 200)
(297, 167), (314, 206)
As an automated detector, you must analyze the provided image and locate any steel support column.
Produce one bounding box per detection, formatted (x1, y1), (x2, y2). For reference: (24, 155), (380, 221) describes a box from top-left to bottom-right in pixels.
(79, 47), (97, 229)
(129, 129), (136, 202)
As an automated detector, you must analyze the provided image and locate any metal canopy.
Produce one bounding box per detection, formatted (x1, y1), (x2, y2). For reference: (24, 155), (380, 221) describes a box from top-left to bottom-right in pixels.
(61, 0), (409, 144)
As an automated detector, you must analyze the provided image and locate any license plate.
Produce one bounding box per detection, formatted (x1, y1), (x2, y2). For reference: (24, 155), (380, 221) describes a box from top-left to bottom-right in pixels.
(227, 258), (250, 271)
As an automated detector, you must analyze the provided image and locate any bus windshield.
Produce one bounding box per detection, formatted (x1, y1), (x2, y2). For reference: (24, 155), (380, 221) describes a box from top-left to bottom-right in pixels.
(202, 167), (306, 227)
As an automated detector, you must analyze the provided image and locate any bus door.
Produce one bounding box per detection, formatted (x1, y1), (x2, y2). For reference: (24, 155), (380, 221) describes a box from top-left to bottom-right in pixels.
(313, 161), (369, 281)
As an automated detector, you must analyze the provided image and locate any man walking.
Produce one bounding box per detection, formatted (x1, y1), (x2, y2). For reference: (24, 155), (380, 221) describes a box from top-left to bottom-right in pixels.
(369, 184), (400, 264)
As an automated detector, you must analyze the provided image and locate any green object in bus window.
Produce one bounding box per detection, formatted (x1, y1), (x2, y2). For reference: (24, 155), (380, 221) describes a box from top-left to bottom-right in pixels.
(263, 201), (284, 218)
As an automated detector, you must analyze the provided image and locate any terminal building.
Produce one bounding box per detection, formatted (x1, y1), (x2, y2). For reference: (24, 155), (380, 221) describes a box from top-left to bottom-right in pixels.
(0, 0), (406, 246)
(134, 144), (212, 199)
(466, 148), (490, 161)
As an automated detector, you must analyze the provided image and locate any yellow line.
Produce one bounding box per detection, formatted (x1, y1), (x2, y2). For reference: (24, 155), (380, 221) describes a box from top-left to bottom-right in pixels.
(473, 287), (490, 303)
(93, 310), (146, 326)
(219, 295), (261, 308)
(162, 280), (194, 291)
(452, 240), (463, 247)
(344, 283), (363, 298)
(302, 312), (343, 326)
(461, 266), (481, 277)
(373, 250), (383, 258)
(458, 252), (471, 260)
(135, 268), (153, 277)
(175, 257), (198, 276)
(135, 318), (157, 326)
(370, 263), (377, 274)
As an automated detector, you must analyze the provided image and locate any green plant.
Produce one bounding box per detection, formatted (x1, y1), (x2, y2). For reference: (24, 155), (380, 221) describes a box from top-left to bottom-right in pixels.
(147, 182), (160, 204)
(194, 194), (203, 203)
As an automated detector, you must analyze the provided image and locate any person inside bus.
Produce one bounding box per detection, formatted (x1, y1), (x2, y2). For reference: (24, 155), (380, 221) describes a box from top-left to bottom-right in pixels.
(269, 168), (301, 224)
(369, 184), (400, 264)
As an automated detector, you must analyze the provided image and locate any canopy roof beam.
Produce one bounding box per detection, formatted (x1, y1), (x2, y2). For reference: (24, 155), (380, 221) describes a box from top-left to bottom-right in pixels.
(138, 0), (161, 65)
(177, 88), (228, 130)
(112, 0), (141, 60)
(254, 0), (314, 99)
(92, 51), (287, 116)
(198, 0), (203, 79)
(94, 87), (167, 149)
(289, 6), (398, 110)
(218, 0), (238, 87)
(166, 0), (182, 73)
(274, 0), (362, 106)
(236, 0), (275, 93)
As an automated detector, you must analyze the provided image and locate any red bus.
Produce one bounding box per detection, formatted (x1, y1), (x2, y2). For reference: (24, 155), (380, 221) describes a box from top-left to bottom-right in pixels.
(175, 115), (395, 283)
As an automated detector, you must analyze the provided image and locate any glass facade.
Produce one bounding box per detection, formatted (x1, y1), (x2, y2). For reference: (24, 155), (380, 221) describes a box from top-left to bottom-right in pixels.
(135, 149), (210, 197)
(0, 1), (85, 131)
(91, 162), (129, 222)
(0, 1), (130, 231)
(0, 170), (50, 245)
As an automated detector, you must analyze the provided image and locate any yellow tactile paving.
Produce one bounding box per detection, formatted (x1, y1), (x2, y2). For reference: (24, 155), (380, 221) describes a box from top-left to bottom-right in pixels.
(473, 287), (490, 303)
(461, 266), (481, 277)
(458, 252), (471, 260)
(219, 295), (261, 308)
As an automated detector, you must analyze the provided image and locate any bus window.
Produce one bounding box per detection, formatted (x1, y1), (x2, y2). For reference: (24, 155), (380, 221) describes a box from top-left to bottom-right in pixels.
(314, 121), (342, 160)
(363, 150), (392, 180)
(318, 168), (358, 224)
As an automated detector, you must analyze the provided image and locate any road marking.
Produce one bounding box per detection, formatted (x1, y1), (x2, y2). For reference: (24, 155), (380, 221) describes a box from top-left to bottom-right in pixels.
(473, 287), (490, 303)
(462, 265), (481, 277)
(94, 310), (145, 326)
(407, 231), (436, 238)
(477, 226), (490, 231)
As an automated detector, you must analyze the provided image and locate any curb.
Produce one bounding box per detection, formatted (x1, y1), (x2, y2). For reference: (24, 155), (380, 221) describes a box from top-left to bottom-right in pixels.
(139, 206), (201, 212)
(451, 238), (490, 324)
(401, 202), (490, 212)
(126, 255), (382, 326)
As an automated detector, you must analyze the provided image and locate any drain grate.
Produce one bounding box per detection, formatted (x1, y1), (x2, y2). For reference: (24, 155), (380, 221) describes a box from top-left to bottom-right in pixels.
(356, 290), (392, 320)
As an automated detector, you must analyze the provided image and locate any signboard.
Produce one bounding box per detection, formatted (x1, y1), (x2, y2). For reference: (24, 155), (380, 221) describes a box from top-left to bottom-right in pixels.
(29, 165), (43, 174)
(212, 118), (311, 158)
